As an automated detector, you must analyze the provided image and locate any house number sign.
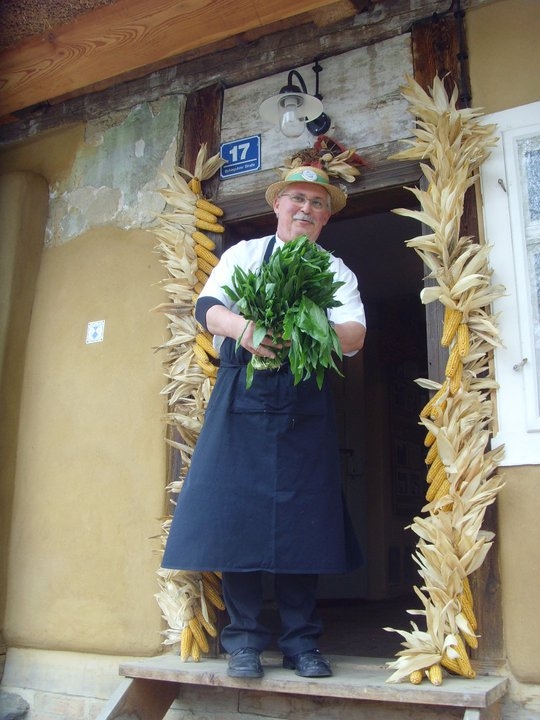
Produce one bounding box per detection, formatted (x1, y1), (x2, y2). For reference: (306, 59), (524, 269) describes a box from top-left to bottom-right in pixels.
(220, 135), (261, 179)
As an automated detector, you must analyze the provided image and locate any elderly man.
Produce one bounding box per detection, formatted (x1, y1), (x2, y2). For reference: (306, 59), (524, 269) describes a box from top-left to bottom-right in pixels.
(162, 165), (366, 679)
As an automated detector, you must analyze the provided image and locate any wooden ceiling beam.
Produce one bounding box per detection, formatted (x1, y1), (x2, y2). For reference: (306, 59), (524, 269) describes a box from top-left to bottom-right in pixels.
(0, 0), (348, 118)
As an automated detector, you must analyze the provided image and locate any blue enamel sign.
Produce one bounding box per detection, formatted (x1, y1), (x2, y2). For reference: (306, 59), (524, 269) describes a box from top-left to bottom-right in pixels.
(220, 135), (261, 179)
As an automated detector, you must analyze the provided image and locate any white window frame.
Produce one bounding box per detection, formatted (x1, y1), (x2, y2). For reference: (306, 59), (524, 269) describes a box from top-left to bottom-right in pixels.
(479, 101), (540, 466)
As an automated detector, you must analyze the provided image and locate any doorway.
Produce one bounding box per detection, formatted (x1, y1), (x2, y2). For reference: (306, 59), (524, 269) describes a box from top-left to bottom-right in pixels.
(318, 210), (428, 657)
(227, 205), (428, 658)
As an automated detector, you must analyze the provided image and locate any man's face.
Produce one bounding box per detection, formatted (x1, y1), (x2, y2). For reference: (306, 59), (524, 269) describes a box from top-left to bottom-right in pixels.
(273, 182), (332, 242)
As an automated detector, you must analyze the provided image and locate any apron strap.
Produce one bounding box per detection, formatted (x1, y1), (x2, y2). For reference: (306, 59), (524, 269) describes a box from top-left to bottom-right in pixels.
(263, 235), (276, 263)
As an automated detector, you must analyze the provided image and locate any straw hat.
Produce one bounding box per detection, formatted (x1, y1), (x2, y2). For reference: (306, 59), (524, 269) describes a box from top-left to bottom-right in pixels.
(265, 166), (347, 214)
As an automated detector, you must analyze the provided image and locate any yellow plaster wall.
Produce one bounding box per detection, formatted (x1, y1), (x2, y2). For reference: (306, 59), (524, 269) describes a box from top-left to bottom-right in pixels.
(0, 125), (84, 184)
(2, 0), (539, 669)
(0, 172), (49, 632)
(467, 0), (540, 685)
(497, 467), (540, 683)
(4, 227), (167, 654)
(467, 0), (540, 113)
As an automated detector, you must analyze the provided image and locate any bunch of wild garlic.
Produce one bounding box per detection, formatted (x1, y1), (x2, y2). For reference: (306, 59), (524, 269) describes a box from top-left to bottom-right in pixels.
(223, 234), (344, 389)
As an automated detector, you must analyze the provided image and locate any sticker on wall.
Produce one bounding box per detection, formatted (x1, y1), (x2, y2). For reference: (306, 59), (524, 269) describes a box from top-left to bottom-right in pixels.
(86, 320), (105, 344)
(220, 135), (261, 179)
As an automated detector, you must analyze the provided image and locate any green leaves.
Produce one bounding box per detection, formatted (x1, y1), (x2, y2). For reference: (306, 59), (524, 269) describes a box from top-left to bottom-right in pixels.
(223, 235), (344, 389)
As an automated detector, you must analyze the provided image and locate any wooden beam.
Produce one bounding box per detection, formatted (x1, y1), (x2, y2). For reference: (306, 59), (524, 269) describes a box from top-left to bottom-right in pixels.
(0, 0), (342, 118)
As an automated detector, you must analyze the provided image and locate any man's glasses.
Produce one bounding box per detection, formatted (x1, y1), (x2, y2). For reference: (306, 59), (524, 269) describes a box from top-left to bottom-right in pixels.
(280, 193), (329, 211)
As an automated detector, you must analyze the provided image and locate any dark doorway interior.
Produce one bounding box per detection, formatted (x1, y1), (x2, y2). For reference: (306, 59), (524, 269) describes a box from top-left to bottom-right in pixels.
(228, 205), (428, 658)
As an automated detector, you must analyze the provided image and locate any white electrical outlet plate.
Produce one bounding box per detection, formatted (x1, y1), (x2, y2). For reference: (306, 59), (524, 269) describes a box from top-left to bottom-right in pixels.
(86, 320), (105, 344)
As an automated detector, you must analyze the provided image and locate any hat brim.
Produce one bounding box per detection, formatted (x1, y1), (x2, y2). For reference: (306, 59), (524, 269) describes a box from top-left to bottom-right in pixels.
(265, 178), (347, 214)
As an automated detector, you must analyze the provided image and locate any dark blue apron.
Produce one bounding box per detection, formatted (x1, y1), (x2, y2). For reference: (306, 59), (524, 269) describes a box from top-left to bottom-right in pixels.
(162, 237), (362, 574)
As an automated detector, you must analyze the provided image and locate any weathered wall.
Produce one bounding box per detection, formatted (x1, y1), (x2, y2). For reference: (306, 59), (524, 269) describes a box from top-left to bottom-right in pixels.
(4, 227), (167, 653)
(0, 171), (48, 633)
(218, 34), (414, 199)
(1, 96), (183, 655)
(467, 0), (540, 688)
(497, 467), (540, 683)
(0, 0), (539, 717)
(467, 0), (540, 113)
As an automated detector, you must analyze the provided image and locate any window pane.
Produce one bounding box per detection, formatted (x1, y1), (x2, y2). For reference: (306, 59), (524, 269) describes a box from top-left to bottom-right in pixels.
(517, 135), (540, 416)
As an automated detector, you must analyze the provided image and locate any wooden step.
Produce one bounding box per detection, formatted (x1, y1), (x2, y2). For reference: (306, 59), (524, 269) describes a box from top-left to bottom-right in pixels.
(97, 653), (508, 720)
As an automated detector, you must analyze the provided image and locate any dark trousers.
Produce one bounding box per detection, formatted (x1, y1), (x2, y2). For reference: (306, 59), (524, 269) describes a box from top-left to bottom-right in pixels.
(220, 571), (323, 657)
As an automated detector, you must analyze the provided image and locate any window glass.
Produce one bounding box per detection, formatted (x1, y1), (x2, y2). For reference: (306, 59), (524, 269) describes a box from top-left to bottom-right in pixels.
(479, 102), (540, 465)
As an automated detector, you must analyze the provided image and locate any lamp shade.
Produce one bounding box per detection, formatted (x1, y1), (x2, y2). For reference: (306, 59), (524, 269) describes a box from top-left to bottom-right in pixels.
(259, 90), (324, 126)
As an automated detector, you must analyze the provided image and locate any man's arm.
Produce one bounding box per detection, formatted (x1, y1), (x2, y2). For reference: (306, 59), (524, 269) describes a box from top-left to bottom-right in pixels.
(205, 304), (280, 359)
(333, 321), (366, 355)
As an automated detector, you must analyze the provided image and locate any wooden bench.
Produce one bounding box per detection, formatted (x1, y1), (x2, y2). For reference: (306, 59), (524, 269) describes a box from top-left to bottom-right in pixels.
(97, 653), (508, 720)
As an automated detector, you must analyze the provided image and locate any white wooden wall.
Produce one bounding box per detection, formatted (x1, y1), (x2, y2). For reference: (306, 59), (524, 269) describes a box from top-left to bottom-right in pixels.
(219, 34), (414, 200)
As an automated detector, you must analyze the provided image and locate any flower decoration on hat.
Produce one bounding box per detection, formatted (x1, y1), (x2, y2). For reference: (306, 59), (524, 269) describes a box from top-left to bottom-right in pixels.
(267, 135), (367, 214)
(278, 135), (368, 183)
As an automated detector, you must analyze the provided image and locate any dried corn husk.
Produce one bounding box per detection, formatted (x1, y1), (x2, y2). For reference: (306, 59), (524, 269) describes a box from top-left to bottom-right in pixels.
(385, 76), (505, 684)
(152, 145), (225, 659)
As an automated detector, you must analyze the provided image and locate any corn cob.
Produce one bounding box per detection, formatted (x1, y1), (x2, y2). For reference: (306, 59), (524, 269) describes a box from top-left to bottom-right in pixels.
(191, 637), (201, 662)
(457, 323), (470, 357)
(426, 465), (448, 502)
(445, 345), (461, 379)
(463, 629), (479, 649)
(424, 429), (437, 447)
(194, 605), (218, 638)
(441, 307), (463, 346)
(454, 634), (476, 678)
(462, 576), (474, 609)
(459, 591), (478, 632)
(196, 332), (219, 359)
(409, 669), (423, 684)
(194, 244), (219, 267)
(180, 624), (194, 661)
(202, 571), (222, 591)
(189, 617), (210, 654)
(441, 652), (461, 675)
(192, 342), (210, 365)
(202, 576), (226, 610)
(195, 206), (219, 224)
(428, 663), (443, 686)
(425, 440), (438, 466)
(196, 198), (224, 217)
(449, 359), (463, 394)
(194, 281), (205, 294)
(433, 477), (451, 503)
(430, 402), (447, 420)
(192, 230), (216, 251)
(196, 358), (218, 378)
(195, 269), (209, 285)
(420, 383), (447, 419)
(188, 177), (202, 195)
(197, 257), (217, 275)
(204, 600), (217, 624)
(427, 454), (443, 482)
(195, 219), (225, 233)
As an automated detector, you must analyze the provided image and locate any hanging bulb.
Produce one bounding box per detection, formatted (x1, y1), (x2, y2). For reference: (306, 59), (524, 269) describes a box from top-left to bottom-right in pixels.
(279, 95), (305, 138)
(259, 67), (327, 137)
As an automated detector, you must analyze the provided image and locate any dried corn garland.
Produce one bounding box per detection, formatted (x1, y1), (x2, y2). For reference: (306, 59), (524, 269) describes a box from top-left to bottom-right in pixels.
(153, 144), (226, 660)
(385, 76), (505, 685)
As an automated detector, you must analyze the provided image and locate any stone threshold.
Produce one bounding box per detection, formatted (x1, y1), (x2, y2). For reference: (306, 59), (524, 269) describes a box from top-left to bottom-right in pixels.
(96, 652), (508, 720)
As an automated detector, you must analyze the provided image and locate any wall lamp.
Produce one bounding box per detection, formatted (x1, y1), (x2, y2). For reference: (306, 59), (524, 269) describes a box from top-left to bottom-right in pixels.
(259, 60), (331, 138)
